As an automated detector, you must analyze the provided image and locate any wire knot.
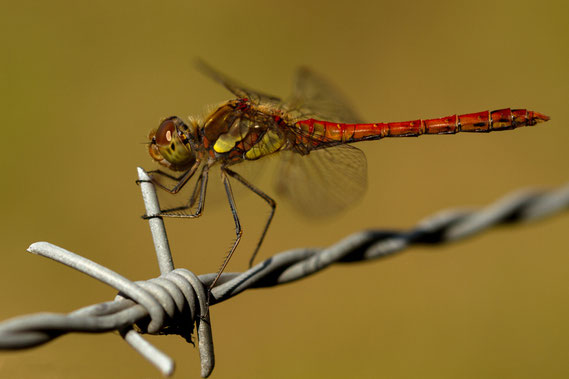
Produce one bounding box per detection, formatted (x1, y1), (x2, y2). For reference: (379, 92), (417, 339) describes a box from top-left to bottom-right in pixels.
(116, 269), (210, 343)
(114, 267), (215, 377)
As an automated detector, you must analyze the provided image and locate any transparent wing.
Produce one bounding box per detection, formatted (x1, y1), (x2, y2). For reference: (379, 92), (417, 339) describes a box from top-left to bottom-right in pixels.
(197, 61), (363, 123)
(273, 143), (368, 218)
(285, 67), (364, 123)
(275, 68), (368, 216)
(196, 59), (282, 105)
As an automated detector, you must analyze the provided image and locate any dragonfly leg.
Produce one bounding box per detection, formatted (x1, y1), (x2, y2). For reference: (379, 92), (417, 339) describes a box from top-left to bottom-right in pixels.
(209, 167), (243, 293)
(159, 164), (209, 218)
(223, 167), (276, 268)
(143, 169), (183, 182)
(146, 160), (201, 194)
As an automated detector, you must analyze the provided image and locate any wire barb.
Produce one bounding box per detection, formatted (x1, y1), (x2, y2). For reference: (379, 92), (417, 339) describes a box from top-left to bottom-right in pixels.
(0, 168), (568, 377)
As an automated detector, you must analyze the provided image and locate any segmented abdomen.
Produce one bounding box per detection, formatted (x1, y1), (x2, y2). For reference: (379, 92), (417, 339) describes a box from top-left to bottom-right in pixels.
(295, 108), (549, 145)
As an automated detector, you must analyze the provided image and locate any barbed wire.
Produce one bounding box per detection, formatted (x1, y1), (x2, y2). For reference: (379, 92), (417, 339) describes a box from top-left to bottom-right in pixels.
(0, 167), (568, 377)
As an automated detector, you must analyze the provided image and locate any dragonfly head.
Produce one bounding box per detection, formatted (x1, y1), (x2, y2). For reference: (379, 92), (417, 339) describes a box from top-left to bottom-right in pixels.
(148, 116), (197, 171)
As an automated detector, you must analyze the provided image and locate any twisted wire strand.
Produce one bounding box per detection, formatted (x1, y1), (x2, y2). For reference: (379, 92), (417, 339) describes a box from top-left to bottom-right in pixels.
(0, 168), (567, 378)
(211, 183), (569, 302)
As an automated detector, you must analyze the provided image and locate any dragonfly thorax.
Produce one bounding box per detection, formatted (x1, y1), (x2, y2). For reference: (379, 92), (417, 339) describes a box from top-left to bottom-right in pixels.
(148, 116), (198, 171)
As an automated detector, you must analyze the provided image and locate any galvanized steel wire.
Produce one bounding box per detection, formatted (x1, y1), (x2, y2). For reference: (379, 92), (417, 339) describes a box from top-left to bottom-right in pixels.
(0, 167), (568, 377)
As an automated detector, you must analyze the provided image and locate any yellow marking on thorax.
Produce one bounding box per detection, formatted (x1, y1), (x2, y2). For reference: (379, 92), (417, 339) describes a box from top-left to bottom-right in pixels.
(213, 119), (248, 153)
(245, 129), (285, 160)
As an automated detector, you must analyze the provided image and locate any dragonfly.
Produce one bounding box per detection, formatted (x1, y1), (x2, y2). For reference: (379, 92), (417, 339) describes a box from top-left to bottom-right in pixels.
(146, 62), (549, 292)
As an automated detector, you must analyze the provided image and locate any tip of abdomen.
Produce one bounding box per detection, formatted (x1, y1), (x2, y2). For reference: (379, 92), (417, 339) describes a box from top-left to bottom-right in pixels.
(531, 111), (550, 123)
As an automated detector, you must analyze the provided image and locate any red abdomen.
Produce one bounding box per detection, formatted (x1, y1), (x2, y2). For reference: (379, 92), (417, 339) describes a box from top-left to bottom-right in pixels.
(295, 108), (550, 144)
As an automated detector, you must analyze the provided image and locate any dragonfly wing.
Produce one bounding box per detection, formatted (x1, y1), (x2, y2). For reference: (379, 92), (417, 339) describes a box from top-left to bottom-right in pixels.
(274, 143), (368, 218)
(196, 59), (282, 104)
(286, 67), (364, 123)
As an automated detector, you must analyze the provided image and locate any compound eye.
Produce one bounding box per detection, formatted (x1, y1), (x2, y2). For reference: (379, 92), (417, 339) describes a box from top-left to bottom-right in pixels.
(155, 118), (178, 146)
(148, 116), (196, 171)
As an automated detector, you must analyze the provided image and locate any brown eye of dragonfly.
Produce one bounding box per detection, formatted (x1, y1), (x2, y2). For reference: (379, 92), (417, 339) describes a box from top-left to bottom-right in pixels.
(155, 119), (176, 145)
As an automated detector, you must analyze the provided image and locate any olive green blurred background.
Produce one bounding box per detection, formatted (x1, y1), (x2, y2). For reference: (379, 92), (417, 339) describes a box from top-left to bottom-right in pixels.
(1, 0), (568, 378)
